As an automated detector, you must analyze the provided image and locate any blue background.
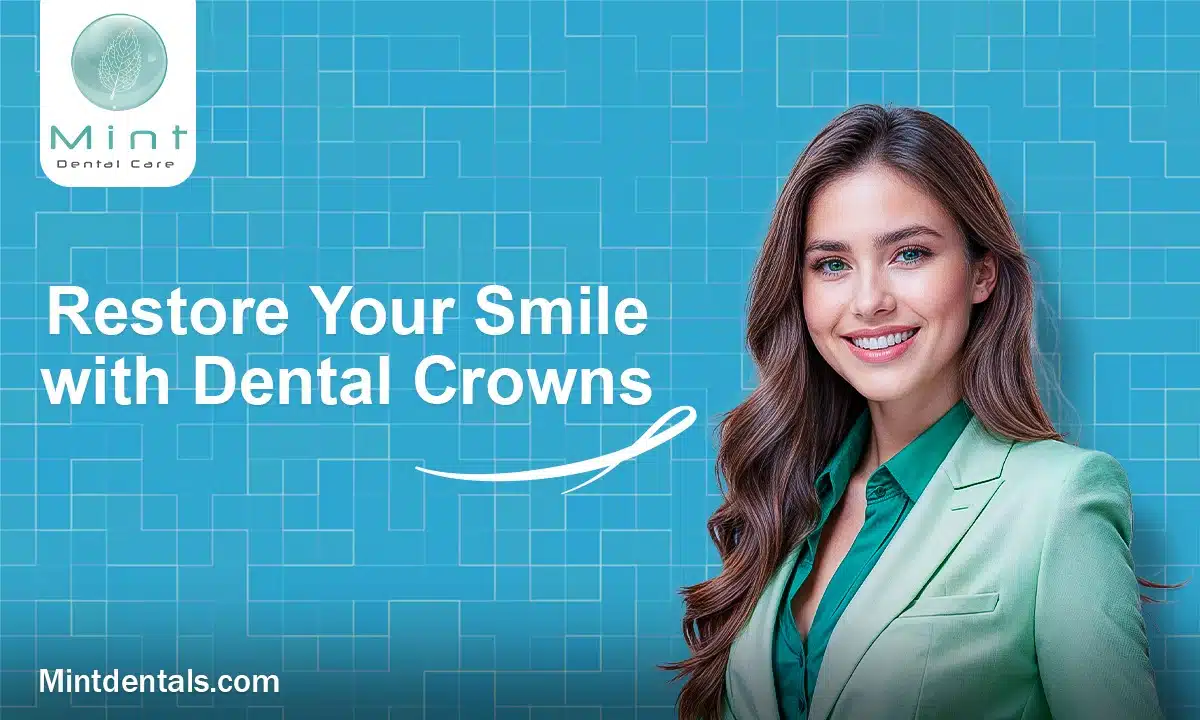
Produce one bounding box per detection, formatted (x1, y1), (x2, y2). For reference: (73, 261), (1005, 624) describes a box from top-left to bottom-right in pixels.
(2, 0), (1199, 717)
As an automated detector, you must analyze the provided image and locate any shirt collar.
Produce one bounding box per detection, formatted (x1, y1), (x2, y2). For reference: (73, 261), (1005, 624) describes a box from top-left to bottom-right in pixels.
(883, 400), (973, 500)
(816, 411), (871, 506)
(817, 400), (973, 504)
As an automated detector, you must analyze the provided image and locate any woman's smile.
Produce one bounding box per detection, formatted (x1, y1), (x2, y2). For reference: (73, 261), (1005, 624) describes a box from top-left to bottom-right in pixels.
(841, 326), (920, 364)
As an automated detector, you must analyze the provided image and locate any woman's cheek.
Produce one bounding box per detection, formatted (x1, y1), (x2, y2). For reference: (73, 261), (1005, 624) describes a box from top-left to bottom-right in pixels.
(893, 263), (971, 314)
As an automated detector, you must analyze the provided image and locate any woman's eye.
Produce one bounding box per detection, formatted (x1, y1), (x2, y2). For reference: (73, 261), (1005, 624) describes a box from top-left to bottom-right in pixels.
(897, 248), (925, 264)
(821, 259), (847, 274)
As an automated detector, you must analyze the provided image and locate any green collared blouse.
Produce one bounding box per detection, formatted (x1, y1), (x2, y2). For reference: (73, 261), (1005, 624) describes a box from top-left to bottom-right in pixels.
(773, 401), (973, 720)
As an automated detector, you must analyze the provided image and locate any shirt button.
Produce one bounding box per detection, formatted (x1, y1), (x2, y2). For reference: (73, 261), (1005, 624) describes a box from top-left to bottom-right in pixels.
(869, 486), (886, 499)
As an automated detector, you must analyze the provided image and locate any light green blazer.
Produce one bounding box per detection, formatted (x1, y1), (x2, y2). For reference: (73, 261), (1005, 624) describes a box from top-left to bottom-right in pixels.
(724, 416), (1164, 720)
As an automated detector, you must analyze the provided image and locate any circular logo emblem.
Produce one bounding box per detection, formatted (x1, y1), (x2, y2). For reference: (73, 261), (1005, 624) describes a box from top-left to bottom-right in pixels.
(71, 14), (167, 111)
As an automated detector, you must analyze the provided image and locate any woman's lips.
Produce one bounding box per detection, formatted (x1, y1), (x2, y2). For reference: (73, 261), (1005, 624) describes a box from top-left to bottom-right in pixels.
(842, 328), (919, 364)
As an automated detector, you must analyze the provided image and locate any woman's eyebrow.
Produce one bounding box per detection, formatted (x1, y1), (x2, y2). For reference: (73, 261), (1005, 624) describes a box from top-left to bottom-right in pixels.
(804, 224), (943, 255)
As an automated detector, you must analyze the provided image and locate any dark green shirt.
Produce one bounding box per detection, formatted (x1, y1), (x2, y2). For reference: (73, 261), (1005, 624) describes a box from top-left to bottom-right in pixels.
(773, 401), (973, 719)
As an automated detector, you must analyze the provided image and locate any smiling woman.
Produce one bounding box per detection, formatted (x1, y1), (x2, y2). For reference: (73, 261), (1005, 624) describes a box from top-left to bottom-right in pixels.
(663, 105), (1170, 720)
(801, 165), (995, 408)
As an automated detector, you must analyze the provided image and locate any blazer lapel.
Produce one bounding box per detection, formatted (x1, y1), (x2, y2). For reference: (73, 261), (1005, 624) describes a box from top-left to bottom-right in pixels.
(807, 417), (1015, 720)
(724, 544), (801, 720)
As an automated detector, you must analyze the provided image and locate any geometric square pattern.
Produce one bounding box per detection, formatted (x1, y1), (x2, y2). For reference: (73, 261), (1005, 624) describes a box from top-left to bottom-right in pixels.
(1, 1), (1198, 717)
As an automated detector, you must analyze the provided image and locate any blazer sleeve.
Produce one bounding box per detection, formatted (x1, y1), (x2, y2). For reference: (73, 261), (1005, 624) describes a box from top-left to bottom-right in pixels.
(1033, 450), (1164, 720)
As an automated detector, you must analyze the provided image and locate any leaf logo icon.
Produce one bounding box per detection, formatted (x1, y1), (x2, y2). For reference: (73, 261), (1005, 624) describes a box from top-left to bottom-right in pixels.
(71, 14), (167, 112)
(97, 27), (142, 101)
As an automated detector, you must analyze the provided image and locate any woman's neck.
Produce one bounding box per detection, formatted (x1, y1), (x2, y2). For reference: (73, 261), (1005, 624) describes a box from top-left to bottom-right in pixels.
(862, 377), (963, 469)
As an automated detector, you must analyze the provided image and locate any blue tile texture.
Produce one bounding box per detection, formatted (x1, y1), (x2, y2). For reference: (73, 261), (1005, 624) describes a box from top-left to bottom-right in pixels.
(2, 0), (1199, 717)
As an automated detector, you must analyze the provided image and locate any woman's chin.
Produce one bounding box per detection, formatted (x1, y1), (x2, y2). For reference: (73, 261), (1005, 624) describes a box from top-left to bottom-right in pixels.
(850, 384), (914, 404)
(841, 367), (924, 405)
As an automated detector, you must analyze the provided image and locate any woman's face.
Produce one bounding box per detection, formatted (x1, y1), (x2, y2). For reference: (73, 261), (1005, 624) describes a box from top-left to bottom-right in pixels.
(800, 163), (997, 406)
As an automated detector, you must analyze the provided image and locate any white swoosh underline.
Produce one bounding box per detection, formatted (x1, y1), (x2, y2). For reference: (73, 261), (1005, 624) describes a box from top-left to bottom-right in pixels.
(413, 405), (697, 495)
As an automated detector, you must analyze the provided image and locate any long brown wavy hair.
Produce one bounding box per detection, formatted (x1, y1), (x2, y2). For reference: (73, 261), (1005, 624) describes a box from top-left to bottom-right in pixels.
(661, 104), (1173, 720)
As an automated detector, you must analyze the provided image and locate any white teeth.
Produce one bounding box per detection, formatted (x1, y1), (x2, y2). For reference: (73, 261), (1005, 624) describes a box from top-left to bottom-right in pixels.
(851, 329), (915, 350)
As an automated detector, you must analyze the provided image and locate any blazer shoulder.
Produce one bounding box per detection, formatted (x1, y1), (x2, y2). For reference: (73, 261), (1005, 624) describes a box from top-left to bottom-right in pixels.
(1001, 438), (1131, 503)
(996, 440), (1136, 557)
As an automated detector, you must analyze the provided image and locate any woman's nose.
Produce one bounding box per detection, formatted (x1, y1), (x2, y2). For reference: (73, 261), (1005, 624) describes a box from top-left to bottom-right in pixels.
(851, 268), (897, 318)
